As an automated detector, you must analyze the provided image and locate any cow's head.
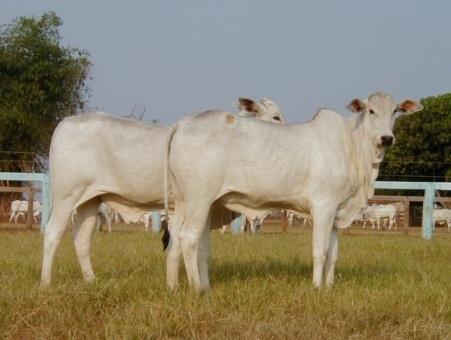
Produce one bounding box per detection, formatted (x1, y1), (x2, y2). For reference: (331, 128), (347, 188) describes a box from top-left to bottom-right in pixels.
(347, 92), (422, 147)
(236, 97), (285, 123)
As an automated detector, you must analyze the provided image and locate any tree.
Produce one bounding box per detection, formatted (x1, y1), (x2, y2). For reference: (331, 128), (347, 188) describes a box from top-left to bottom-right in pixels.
(379, 93), (451, 183)
(0, 12), (91, 171)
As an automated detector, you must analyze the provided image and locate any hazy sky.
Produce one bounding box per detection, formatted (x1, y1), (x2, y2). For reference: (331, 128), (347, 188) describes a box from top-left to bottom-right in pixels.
(1, 0), (450, 124)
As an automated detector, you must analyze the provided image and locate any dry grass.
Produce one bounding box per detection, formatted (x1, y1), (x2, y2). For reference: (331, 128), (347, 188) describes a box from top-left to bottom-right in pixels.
(0, 226), (449, 339)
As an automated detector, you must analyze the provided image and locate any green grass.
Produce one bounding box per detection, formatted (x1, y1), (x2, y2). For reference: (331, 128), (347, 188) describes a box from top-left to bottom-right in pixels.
(0, 228), (449, 339)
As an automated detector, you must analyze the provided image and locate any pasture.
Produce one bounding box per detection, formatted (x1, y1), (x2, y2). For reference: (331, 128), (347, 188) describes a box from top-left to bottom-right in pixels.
(0, 226), (449, 339)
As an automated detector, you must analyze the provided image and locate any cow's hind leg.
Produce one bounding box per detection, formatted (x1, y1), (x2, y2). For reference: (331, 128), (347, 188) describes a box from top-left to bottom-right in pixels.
(179, 203), (211, 293)
(72, 199), (100, 283)
(41, 196), (79, 287)
(166, 203), (185, 291)
(9, 211), (15, 223)
(197, 215), (212, 291)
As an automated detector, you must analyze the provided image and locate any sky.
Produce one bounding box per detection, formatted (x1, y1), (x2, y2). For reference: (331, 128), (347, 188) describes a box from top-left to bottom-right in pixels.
(1, 0), (450, 124)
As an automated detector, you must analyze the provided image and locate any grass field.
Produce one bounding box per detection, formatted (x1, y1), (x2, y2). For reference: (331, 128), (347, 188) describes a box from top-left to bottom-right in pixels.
(0, 225), (449, 339)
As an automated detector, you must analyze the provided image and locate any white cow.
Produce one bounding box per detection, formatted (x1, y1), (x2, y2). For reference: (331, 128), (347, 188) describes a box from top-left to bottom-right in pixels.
(236, 97), (284, 123)
(96, 202), (115, 232)
(164, 92), (422, 293)
(71, 204), (119, 232)
(9, 200), (41, 224)
(287, 211), (312, 228)
(361, 204), (397, 230)
(140, 211), (168, 232)
(433, 208), (451, 232)
(40, 97), (283, 287)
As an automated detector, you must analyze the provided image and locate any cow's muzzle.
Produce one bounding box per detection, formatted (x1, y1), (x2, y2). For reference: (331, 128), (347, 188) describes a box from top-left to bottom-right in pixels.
(381, 135), (394, 147)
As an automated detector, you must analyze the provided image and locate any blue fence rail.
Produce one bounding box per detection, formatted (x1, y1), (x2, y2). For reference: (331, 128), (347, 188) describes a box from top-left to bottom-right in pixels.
(374, 181), (451, 239)
(1, 172), (450, 239)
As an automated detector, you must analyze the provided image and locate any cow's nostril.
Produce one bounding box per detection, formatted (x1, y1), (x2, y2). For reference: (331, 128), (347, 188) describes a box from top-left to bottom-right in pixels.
(381, 135), (394, 146)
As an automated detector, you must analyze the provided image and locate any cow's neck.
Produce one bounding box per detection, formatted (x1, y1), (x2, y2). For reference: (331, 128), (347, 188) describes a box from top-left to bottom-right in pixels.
(345, 114), (385, 200)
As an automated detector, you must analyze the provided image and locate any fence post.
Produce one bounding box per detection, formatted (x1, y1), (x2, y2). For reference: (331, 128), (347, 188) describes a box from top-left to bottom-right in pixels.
(231, 215), (243, 234)
(422, 183), (434, 240)
(151, 211), (161, 233)
(26, 188), (34, 229)
(402, 198), (409, 236)
(41, 172), (51, 233)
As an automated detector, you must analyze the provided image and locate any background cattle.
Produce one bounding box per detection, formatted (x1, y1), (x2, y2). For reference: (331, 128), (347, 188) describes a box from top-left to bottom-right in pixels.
(361, 204), (397, 230)
(433, 208), (451, 231)
(9, 200), (41, 224)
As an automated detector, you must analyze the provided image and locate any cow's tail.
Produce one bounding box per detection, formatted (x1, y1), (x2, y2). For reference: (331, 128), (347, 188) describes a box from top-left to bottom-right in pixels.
(162, 123), (178, 251)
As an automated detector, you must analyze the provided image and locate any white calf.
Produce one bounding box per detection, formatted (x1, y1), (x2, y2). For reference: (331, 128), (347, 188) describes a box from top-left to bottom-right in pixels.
(9, 200), (41, 224)
(433, 208), (451, 232)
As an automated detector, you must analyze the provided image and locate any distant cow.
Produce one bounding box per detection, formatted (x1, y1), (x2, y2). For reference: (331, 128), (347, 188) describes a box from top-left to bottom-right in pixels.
(9, 200), (41, 224)
(41, 97), (283, 287)
(140, 211), (167, 232)
(96, 202), (115, 232)
(286, 211), (311, 228)
(361, 204), (397, 230)
(165, 92), (422, 292)
(433, 208), (451, 232)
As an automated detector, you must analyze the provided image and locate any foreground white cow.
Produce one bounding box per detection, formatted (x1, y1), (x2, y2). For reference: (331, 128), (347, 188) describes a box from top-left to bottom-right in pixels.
(165, 92), (422, 292)
(433, 208), (451, 231)
(40, 97), (283, 286)
(9, 200), (41, 224)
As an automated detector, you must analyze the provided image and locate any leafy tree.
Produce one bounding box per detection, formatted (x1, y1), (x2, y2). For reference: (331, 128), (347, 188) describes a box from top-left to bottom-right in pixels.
(0, 12), (91, 171)
(379, 93), (451, 183)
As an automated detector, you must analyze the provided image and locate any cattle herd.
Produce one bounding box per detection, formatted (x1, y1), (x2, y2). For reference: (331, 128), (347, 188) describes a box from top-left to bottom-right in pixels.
(10, 91), (449, 293)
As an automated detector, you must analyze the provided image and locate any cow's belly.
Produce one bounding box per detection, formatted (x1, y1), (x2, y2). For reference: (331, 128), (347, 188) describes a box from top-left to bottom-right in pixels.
(220, 192), (311, 217)
(100, 194), (165, 224)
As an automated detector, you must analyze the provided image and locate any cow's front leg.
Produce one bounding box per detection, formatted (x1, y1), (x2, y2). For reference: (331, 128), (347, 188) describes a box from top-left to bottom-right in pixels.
(324, 226), (339, 287)
(311, 204), (337, 288)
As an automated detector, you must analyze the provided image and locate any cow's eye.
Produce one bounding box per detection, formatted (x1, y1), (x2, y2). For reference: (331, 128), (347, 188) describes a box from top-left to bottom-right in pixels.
(393, 110), (397, 115)
(369, 109), (375, 114)
(273, 116), (281, 121)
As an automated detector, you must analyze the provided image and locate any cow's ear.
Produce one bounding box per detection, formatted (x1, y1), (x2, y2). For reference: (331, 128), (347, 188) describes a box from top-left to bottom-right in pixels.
(346, 98), (366, 113)
(396, 99), (423, 115)
(237, 97), (259, 114)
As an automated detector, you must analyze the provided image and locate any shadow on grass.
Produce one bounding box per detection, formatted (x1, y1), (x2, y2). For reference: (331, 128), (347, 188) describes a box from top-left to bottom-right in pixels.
(210, 257), (399, 284)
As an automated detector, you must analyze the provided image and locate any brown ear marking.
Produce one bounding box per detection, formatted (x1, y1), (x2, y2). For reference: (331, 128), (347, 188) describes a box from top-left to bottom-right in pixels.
(347, 98), (365, 113)
(398, 100), (418, 112)
(238, 97), (259, 113)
